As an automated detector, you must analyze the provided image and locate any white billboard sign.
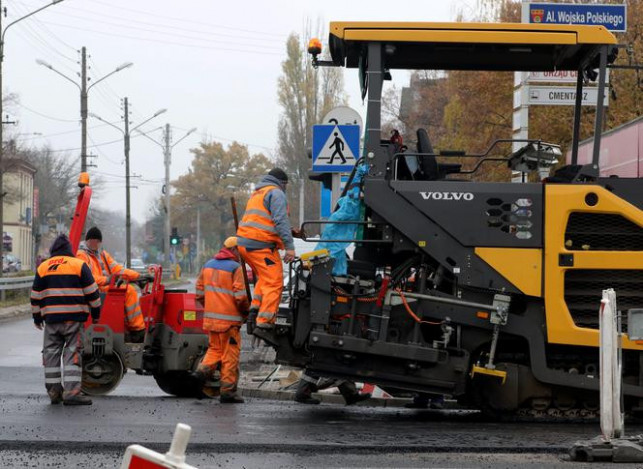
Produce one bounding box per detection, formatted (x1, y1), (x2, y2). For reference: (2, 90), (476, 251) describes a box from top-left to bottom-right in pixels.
(527, 86), (609, 107)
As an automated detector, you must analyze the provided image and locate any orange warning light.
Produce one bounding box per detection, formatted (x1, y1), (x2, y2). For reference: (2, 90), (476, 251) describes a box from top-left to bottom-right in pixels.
(78, 172), (90, 187)
(476, 311), (490, 320)
(308, 38), (322, 56)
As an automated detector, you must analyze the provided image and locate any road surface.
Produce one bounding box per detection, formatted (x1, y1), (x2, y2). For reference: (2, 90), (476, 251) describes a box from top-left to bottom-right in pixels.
(1, 315), (642, 467)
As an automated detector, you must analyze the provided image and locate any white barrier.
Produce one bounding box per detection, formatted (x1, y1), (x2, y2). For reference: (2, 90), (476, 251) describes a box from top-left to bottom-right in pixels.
(120, 423), (198, 469)
(599, 288), (623, 440)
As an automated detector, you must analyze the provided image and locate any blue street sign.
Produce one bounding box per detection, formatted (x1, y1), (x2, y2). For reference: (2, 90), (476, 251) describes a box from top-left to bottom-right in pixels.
(529, 3), (627, 32)
(312, 125), (360, 173)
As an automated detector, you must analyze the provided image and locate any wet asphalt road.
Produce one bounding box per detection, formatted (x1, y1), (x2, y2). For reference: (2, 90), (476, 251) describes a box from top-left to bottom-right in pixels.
(2, 316), (643, 467)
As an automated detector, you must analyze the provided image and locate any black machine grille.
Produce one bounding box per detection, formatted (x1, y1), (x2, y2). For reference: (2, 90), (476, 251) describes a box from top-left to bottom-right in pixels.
(565, 212), (643, 251)
(564, 269), (643, 332)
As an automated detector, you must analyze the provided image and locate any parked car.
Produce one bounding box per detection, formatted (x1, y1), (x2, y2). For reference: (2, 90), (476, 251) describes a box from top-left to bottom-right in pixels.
(2, 254), (21, 273)
(130, 258), (148, 275)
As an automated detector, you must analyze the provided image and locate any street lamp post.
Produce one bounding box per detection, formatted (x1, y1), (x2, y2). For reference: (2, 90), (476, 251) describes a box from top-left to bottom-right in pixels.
(91, 104), (167, 267)
(0, 0), (64, 280)
(135, 124), (196, 268)
(36, 54), (133, 172)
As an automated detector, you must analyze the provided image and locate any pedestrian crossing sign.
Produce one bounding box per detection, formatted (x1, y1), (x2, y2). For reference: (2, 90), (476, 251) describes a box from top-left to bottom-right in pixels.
(312, 125), (360, 173)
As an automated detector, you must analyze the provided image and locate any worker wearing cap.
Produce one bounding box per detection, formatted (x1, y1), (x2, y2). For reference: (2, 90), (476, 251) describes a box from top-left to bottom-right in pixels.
(193, 236), (249, 403)
(31, 234), (101, 406)
(77, 227), (150, 343)
(237, 168), (299, 331)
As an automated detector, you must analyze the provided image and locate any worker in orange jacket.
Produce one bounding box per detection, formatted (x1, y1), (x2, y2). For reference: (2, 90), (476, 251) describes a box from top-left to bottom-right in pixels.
(193, 236), (249, 403)
(237, 168), (300, 333)
(77, 226), (150, 343)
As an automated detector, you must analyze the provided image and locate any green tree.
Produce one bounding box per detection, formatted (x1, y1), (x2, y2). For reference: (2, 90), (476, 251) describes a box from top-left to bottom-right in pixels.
(171, 141), (271, 258)
(276, 31), (346, 227)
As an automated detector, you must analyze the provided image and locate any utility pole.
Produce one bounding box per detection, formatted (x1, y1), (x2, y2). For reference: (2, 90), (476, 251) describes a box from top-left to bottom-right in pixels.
(37, 52), (132, 173)
(91, 104), (167, 268)
(163, 123), (171, 268)
(134, 123), (195, 268)
(80, 46), (87, 172)
(124, 97), (131, 268)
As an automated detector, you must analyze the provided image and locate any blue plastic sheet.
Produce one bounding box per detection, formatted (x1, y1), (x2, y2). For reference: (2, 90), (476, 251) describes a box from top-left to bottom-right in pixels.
(315, 164), (368, 275)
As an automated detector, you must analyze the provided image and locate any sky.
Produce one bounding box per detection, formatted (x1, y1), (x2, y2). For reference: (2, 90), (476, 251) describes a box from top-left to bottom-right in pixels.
(4, 0), (479, 222)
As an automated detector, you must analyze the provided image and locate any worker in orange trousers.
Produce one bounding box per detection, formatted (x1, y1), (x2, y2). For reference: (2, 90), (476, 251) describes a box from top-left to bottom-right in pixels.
(194, 236), (250, 403)
(237, 168), (300, 332)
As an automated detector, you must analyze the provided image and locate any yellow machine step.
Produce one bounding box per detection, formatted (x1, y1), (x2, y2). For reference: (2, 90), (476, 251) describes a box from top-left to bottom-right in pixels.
(470, 365), (507, 384)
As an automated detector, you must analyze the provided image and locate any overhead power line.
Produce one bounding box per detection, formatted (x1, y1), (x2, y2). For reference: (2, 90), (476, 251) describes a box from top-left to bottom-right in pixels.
(26, 1), (285, 45)
(38, 20), (284, 56)
(88, 0), (287, 38)
(17, 102), (78, 123)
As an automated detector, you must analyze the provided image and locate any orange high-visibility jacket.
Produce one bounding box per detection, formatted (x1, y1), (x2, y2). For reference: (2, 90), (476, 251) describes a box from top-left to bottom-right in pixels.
(31, 255), (102, 324)
(237, 185), (286, 250)
(77, 246), (140, 289)
(196, 254), (249, 331)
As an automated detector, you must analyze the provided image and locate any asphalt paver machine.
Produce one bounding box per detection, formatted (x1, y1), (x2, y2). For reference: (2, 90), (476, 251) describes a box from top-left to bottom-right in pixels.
(264, 22), (643, 418)
(67, 174), (214, 397)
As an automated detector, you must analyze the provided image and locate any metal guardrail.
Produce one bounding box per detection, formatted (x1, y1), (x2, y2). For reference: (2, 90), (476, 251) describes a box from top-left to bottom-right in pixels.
(0, 275), (34, 291)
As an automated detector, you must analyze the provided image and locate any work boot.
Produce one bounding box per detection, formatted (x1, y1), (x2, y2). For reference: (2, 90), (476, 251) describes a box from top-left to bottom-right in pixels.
(345, 392), (371, 406)
(405, 394), (430, 409)
(220, 394), (244, 404)
(295, 394), (321, 405)
(190, 370), (206, 385)
(125, 329), (145, 343)
(49, 393), (63, 405)
(63, 394), (93, 406)
(430, 396), (445, 410)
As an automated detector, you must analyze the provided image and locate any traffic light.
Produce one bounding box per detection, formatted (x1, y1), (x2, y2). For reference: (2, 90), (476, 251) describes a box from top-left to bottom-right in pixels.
(170, 227), (181, 246)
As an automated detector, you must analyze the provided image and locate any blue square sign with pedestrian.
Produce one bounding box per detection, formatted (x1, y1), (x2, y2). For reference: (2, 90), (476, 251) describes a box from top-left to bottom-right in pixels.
(312, 125), (360, 173)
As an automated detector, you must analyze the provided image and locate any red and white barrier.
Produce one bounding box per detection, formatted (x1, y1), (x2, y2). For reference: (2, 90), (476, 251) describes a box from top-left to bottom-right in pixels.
(121, 423), (198, 469)
(361, 383), (392, 399)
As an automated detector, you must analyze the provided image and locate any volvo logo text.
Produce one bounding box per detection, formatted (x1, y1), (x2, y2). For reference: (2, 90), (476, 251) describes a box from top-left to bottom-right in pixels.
(420, 191), (474, 201)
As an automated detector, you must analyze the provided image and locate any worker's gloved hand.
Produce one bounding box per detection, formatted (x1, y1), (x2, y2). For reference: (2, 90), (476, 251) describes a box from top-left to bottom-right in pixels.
(291, 227), (306, 239)
(115, 277), (126, 287)
(283, 249), (296, 263)
(136, 274), (154, 288)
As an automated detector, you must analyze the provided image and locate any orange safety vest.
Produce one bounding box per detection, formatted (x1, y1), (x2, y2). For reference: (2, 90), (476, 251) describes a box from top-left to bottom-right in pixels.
(77, 247), (139, 289)
(196, 257), (249, 331)
(237, 185), (287, 250)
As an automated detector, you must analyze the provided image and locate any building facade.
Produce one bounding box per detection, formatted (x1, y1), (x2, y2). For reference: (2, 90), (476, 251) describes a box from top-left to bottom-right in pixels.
(3, 158), (36, 271)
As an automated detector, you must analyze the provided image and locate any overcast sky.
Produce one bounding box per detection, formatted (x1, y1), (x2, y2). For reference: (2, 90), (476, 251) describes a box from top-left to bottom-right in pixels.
(5, 0), (478, 222)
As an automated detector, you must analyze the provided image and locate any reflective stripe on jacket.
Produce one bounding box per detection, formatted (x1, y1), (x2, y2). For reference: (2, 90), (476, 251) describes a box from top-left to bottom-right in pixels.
(196, 258), (249, 331)
(237, 185), (286, 250)
(31, 255), (101, 324)
(77, 246), (140, 289)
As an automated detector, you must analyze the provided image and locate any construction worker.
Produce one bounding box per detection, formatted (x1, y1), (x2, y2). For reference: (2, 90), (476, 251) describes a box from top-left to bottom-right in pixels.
(295, 369), (371, 406)
(31, 234), (101, 406)
(193, 236), (249, 403)
(237, 168), (300, 331)
(77, 227), (150, 343)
